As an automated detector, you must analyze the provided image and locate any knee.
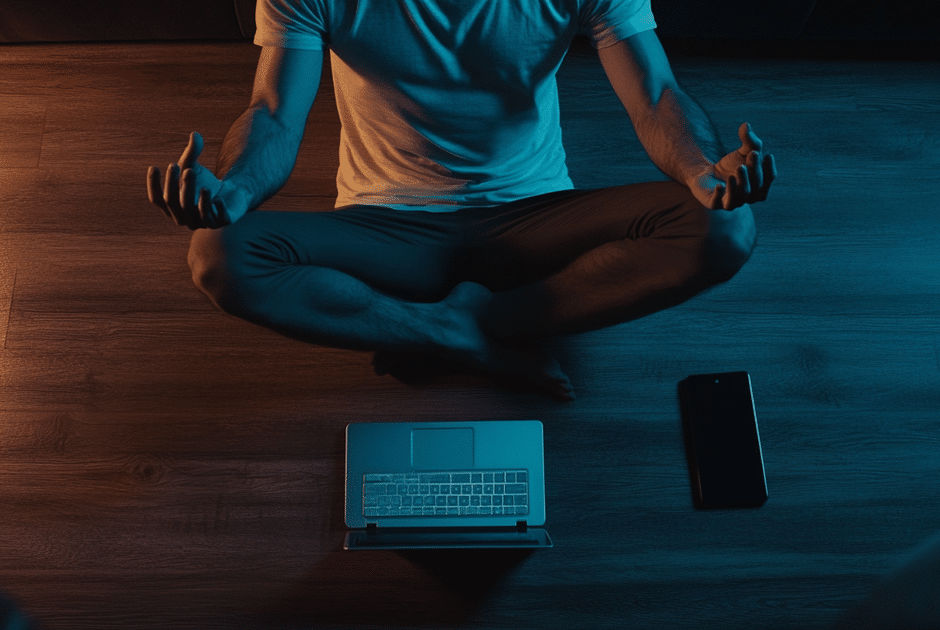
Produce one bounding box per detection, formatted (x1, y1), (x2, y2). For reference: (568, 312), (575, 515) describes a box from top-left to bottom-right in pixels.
(187, 228), (251, 316)
(702, 203), (757, 283)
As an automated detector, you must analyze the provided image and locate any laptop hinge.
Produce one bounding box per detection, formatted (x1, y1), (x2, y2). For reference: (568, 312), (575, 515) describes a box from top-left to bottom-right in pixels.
(366, 522), (378, 534)
(516, 520), (528, 533)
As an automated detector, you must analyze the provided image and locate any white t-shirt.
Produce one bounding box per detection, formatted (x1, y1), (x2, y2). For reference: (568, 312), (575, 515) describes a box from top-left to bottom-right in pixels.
(255, 0), (656, 211)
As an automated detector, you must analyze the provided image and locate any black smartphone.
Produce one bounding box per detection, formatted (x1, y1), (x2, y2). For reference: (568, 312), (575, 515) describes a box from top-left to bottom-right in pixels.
(678, 371), (767, 508)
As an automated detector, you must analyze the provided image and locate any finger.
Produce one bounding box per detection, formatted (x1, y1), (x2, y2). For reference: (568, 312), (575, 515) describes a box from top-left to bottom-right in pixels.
(764, 153), (777, 189)
(147, 166), (171, 217)
(723, 175), (736, 210)
(179, 168), (194, 212)
(197, 189), (213, 229)
(163, 164), (180, 212)
(178, 131), (204, 169)
(710, 183), (726, 210)
(739, 165), (751, 198)
(755, 153), (776, 201)
(163, 163), (189, 227)
(747, 152), (762, 194)
(724, 173), (744, 210)
(738, 122), (763, 154)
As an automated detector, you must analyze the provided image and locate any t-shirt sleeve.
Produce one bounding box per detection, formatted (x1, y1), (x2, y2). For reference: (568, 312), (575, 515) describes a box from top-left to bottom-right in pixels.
(579, 0), (657, 49)
(254, 0), (329, 49)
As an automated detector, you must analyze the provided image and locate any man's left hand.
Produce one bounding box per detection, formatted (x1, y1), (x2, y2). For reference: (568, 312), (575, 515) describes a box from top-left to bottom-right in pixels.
(690, 122), (777, 211)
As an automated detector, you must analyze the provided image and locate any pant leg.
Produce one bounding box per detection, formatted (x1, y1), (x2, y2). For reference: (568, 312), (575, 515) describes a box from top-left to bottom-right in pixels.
(455, 180), (756, 340)
(457, 180), (719, 291)
(188, 207), (469, 320)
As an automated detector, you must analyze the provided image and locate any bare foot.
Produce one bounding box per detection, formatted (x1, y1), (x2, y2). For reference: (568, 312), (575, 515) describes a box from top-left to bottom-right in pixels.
(429, 282), (576, 401)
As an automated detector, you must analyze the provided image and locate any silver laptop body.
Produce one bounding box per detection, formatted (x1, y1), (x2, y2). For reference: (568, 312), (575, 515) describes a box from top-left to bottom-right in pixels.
(344, 420), (552, 549)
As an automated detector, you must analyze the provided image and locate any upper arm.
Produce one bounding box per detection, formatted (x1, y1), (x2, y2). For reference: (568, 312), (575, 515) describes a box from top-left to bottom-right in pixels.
(596, 30), (680, 120)
(250, 46), (324, 133)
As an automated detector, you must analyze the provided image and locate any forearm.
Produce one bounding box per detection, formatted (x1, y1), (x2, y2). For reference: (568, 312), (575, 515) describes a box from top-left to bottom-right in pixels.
(632, 87), (727, 187)
(215, 103), (304, 213)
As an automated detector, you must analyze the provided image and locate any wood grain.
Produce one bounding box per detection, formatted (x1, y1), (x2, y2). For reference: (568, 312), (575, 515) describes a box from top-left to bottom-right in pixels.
(0, 40), (938, 629)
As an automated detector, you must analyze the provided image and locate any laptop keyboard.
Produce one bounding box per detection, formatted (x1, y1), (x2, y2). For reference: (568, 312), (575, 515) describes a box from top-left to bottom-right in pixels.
(363, 470), (529, 517)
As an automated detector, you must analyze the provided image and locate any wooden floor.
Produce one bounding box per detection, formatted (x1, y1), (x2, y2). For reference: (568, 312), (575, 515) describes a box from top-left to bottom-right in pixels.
(0, 40), (938, 629)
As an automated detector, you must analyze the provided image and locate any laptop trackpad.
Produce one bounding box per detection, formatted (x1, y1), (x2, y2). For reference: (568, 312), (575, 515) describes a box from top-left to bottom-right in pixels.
(411, 428), (474, 470)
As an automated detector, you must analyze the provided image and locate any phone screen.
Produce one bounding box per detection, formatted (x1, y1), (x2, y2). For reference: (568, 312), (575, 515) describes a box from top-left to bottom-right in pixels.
(679, 371), (767, 507)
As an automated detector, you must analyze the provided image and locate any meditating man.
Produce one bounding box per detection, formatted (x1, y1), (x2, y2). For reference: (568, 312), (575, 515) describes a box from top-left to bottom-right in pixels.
(147, 0), (776, 401)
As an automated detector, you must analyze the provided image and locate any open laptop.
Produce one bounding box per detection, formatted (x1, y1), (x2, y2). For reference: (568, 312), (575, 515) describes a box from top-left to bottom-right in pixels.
(344, 420), (553, 549)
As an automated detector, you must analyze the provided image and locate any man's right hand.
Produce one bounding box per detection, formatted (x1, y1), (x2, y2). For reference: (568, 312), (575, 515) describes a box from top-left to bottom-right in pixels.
(147, 132), (245, 230)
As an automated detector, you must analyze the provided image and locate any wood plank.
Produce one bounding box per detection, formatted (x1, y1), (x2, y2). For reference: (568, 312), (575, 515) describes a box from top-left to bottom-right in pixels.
(0, 97), (46, 168)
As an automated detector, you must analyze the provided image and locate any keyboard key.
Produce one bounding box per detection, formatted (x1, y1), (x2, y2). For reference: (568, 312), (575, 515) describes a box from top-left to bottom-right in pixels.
(506, 473), (516, 483)
(505, 483), (526, 494)
(452, 474), (471, 483)
(517, 471), (527, 482)
(471, 473), (482, 483)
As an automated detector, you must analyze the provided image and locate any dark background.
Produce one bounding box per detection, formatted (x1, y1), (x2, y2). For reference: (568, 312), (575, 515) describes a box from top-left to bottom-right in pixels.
(2, 0), (940, 50)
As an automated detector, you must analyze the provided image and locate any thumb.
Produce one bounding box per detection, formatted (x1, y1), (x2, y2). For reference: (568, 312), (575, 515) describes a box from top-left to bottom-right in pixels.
(178, 131), (204, 169)
(738, 122), (762, 154)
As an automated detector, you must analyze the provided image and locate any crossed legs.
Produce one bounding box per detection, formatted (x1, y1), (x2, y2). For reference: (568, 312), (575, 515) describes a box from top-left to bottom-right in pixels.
(187, 181), (756, 399)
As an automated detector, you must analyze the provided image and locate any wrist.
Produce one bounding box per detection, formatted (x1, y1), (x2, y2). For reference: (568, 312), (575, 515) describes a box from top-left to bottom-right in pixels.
(218, 179), (254, 216)
(685, 164), (716, 191)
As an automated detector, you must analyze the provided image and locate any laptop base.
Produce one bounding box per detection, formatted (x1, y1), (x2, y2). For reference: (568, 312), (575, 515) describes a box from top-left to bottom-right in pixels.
(343, 526), (553, 550)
